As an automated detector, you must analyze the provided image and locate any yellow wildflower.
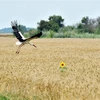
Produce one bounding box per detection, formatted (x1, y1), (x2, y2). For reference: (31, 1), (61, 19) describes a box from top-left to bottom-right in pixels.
(60, 62), (65, 68)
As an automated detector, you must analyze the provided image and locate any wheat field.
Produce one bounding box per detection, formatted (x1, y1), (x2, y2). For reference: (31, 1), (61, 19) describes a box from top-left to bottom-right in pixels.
(0, 37), (100, 100)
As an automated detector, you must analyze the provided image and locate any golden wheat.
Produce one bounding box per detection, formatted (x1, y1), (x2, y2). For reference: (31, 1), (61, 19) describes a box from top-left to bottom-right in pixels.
(0, 37), (100, 100)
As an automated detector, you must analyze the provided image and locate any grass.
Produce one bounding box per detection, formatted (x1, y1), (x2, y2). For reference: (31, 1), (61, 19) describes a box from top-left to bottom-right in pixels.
(0, 37), (100, 100)
(0, 94), (9, 100)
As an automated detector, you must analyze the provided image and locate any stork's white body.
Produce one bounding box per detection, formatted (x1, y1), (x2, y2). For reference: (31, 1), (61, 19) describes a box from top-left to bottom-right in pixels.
(16, 41), (22, 45)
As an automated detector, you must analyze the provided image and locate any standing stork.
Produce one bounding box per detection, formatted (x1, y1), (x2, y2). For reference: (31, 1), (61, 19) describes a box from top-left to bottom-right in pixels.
(11, 21), (42, 54)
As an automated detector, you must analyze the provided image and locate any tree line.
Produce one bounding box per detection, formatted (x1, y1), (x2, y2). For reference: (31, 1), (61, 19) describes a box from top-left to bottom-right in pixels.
(77, 16), (100, 34)
(20, 15), (100, 38)
(37, 15), (100, 34)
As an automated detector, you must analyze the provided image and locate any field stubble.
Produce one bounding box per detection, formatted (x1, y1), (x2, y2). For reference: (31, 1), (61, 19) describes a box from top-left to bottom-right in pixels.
(0, 37), (100, 100)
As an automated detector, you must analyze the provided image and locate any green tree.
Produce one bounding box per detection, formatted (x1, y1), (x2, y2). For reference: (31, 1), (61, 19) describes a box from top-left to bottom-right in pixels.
(95, 17), (100, 34)
(48, 15), (64, 27)
(97, 17), (100, 25)
(37, 15), (64, 32)
(37, 20), (50, 31)
(81, 16), (89, 32)
(95, 27), (100, 34)
(77, 23), (84, 33)
(81, 16), (89, 25)
(49, 20), (60, 32)
(87, 18), (96, 33)
(77, 16), (96, 33)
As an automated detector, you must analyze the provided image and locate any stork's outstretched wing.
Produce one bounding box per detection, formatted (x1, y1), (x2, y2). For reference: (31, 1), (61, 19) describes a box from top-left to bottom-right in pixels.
(11, 21), (26, 42)
(26, 32), (42, 41)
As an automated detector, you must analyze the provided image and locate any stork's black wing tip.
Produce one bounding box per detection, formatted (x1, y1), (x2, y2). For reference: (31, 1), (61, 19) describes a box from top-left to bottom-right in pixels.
(11, 20), (18, 30)
(30, 31), (42, 39)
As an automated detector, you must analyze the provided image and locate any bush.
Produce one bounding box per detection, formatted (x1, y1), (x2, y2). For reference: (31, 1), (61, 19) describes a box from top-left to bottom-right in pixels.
(64, 31), (76, 38)
(95, 27), (100, 34)
(41, 30), (55, 38)
(47, 30), (55, 38)
(53, 32), (64, 38)
(73, 32), (100, 38)
(53, 30), (76, 38)
(27, 29), (100, 38)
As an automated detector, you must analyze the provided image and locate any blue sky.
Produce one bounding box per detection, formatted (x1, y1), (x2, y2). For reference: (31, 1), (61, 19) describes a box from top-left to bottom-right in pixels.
(0, 0), (100, 29)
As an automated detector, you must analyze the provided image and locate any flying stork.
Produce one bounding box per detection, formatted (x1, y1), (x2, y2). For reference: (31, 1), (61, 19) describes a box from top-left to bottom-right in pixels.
(11, 21), (42, 54)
